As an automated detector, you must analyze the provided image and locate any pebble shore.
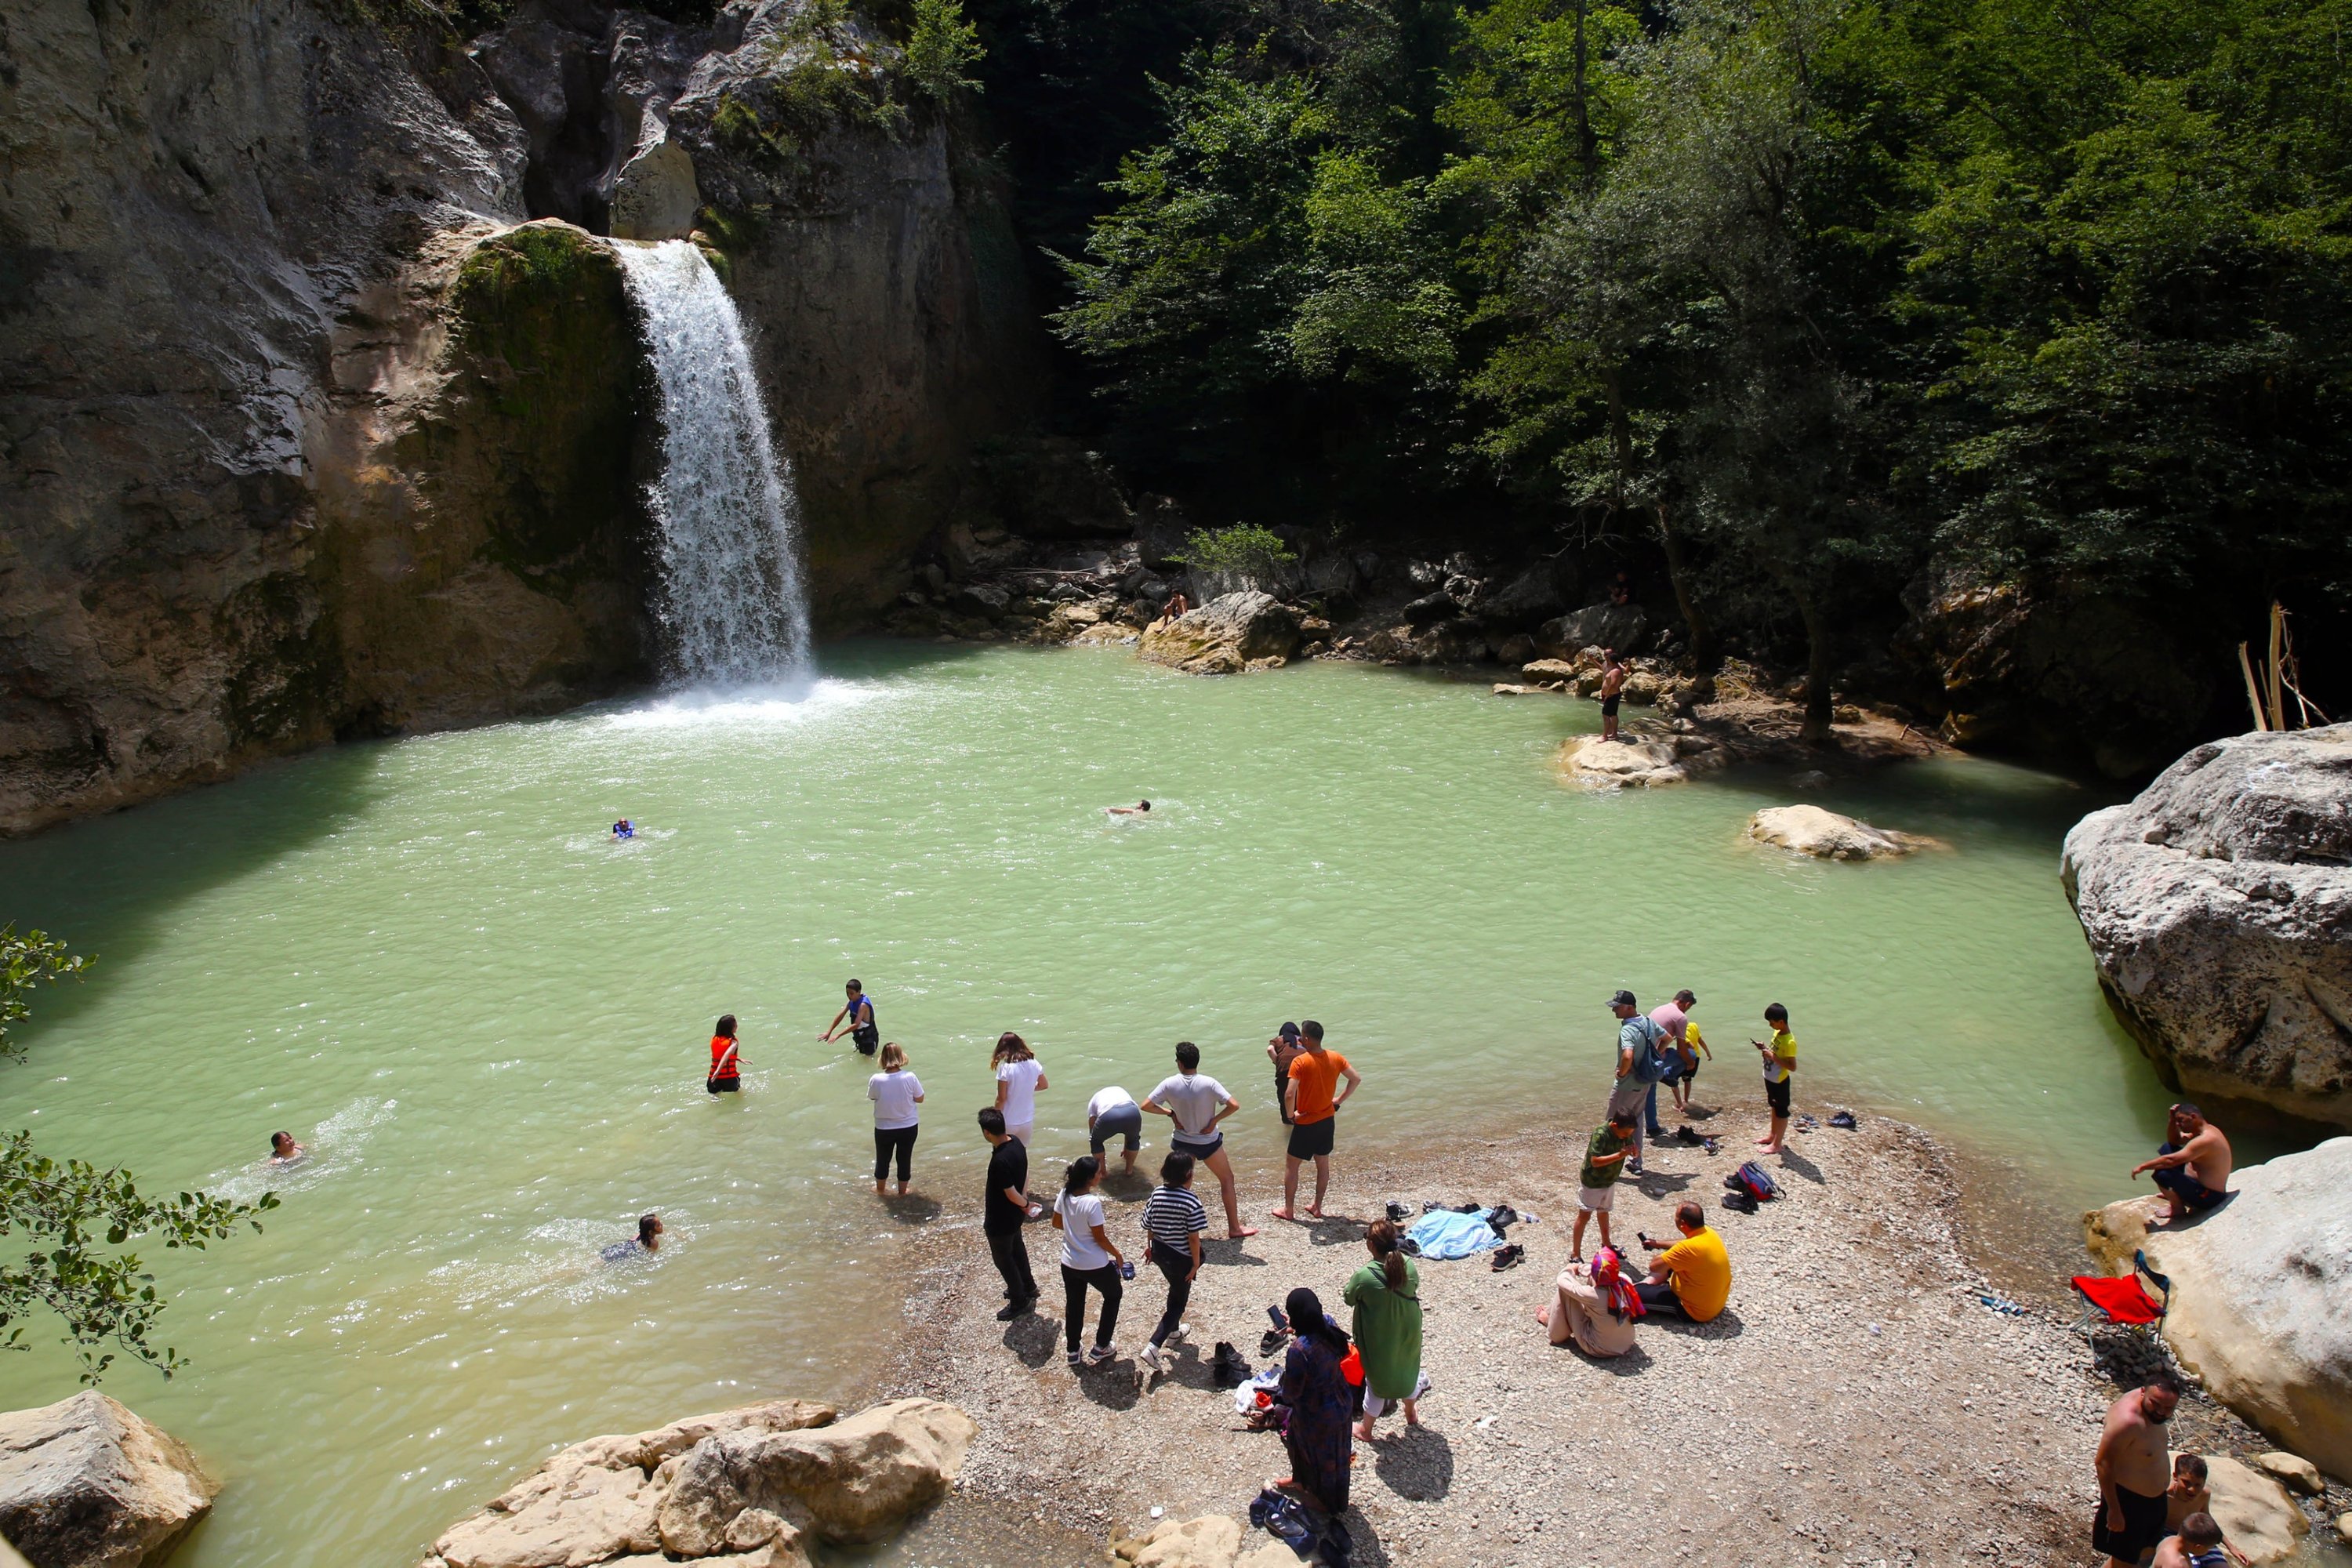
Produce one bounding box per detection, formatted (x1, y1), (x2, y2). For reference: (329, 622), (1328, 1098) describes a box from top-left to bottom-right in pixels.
(877, 1105), (2116, 1566)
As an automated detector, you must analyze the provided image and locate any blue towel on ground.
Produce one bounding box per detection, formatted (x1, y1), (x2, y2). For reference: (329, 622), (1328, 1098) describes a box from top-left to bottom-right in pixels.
(1406, 1207), (1503, 1260)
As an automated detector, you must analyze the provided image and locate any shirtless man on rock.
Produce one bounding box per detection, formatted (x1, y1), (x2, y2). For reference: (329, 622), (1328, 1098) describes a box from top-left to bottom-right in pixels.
(2130, 1103), (2233, 1221)
(2092, 1372), (2183, 1568)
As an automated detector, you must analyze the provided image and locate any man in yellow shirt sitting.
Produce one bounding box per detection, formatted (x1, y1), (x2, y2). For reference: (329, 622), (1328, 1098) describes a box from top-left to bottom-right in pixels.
(1636, 1201), (1731, 1322)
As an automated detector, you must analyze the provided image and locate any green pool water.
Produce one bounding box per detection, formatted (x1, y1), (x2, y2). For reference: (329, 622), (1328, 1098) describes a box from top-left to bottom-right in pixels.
(0, 643), (2285, 1567)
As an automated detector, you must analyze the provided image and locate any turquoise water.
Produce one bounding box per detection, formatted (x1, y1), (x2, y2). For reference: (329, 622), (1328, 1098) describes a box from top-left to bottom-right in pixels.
(0, 643), (2272, 1566)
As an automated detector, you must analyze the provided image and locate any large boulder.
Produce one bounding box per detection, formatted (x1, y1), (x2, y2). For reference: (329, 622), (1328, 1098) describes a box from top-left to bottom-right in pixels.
(0, 1392), (216, 1568)
(2060, 726), (2352, 1127)
(655, 1399), (975, 1550)
(2198, 1454), (2310, 1564)
(428, 1399), (834, 1568)
(2083, 1138), (2352, 1482)
(1558, 734), (1729, 789)
(1748, 805), (1932, 861)
(1536, 603), (1650, 659)
(1139, 593), (1301, 675)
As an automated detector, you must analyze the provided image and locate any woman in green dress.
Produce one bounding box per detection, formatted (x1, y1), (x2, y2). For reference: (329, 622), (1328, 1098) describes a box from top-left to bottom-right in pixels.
(1344, 1218), (1423, 1439)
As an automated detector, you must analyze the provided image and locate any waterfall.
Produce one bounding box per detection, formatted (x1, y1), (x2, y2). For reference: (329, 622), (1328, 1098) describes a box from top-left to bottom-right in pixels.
(612, 239), (812, 686)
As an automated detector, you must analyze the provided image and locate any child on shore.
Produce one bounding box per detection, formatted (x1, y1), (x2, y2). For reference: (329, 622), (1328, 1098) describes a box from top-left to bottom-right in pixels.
(1573, 1111), (1635, 1261)
(1673, 1015), (1711, 1112)
(1751, 1003), (1796, 1153)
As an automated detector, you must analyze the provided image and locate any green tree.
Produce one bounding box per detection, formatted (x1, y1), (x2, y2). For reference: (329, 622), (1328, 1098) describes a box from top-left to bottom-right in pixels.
(1, 925), (276, 1383)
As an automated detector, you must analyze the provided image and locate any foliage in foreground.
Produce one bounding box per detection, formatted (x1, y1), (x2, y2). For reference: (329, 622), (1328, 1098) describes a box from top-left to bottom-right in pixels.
(1, 925), (276, 1383)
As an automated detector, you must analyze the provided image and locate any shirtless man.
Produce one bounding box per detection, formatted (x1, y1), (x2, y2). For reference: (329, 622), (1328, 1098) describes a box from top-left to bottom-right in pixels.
(2092, 1373), (2182, 1568)
(1106, 800), (1152, 817)
(1598, 649), (1627, 742)
(267, 1131), (307, 1167)
(2130, 1104), (2233, 1221)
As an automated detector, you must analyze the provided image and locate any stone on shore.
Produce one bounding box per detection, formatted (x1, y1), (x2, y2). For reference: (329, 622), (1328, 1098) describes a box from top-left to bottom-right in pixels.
(2200, 1454), (2309, 1563)
(655, 1399), (975, 1550)
(430, 1399), (835, 1568)
(1138, 593), (1301, 675)
(2060, 724), (2352, 1128)
(1558, 733), (1729, 789)
(0, 1392), (216, 1568)
(2084, 1138), (2352, 1482)
(2252, 1450), (2323, 1495)
(1748, 805), (1931, 861)
(1109, 1515), (1301, 1568)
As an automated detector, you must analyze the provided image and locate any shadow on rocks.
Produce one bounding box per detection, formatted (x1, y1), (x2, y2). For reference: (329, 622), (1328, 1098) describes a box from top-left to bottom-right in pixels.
(1073, 1356), (1142, 1412)
(1305, 1214), (1367, 1247)
(1003, 1312), (1061, 1368)
(1370, 1424), (1454, 1503)
(1774, 1149), (1827, 1186)
(1201, 1236), (1269, 1268)
(879, 1193), (946, 1224)
(1632, 1171), (1697, 1199)
(1651, 1305), (1745, 1340)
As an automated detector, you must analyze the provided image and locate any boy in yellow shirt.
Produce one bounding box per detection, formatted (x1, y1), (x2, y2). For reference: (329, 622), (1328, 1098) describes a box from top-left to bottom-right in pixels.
(1751, 1002), (1797, 1154)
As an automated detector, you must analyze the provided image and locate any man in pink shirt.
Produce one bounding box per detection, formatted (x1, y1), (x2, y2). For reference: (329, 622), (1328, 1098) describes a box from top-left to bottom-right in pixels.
(1643, 989), (1697, 1140)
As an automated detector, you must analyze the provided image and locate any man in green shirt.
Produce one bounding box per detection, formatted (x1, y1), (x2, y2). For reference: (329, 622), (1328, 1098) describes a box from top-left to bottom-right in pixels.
(1573, 1110), (1636, 1261)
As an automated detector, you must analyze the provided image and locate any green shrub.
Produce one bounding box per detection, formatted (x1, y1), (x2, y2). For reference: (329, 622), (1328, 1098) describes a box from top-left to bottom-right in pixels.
(904, 0), (982, 101)
(1172, 524), (1297, 576)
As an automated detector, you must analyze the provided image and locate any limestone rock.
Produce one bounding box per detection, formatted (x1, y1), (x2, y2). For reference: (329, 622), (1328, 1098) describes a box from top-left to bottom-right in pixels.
(2084, 1138), (2352, 1481)
(1521, 659), (1580, 683)
(429, 1400), (833, 1568)
(2060, 725), (2352, 1127)
(1558, 734), (1730, 789)
(1139, 593), (1301, 676)
(1536, 603), (1650, 659)
(0, 1392), (217, 1568)
(656, 1399), (975, 1551)
(1748, 806), (1930, 861)
(2251, 1451), (2323, 1495)
(2201, 1455), (2308, 1563)
(610, 138), (701, 241)
(1123, 1514), (1243, 1568)
(2335, 1511), (2351, 1545)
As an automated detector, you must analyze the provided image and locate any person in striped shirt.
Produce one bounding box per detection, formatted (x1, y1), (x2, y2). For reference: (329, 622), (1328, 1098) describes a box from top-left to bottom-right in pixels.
(1138, 1152), (1208, 1376)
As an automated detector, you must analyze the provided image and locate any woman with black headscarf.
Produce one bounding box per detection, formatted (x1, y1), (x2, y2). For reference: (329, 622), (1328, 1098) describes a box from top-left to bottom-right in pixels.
(1274, 1287), (1355, 1517)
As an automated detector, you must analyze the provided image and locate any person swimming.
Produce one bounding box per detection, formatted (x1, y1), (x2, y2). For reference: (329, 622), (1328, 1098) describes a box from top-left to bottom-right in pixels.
(267, 1131), (308, 1167)
(612, 818), (635, 840)
(1106, 801), (1152, 817)
(601, 1213), (662, 1261)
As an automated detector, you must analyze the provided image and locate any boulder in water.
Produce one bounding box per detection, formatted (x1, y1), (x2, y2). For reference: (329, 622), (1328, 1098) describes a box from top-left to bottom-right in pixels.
(1558, 733), (1728, 789)
(2060, 725), (2352, 1128)
(1138, 593), (1301, 675)
(0, 1392), (216, 1568)
(2084, 1138), (2352, 1483)
(1748, 805), (1931, 861)
(426, 1399), (834, 1568)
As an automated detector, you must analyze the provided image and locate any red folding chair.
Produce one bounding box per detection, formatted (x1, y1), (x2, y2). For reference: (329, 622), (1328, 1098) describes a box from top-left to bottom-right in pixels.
(2070, 1248), (2171, 1334)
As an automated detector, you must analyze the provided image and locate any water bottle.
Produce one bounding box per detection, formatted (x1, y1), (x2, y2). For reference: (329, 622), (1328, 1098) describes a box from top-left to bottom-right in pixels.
(1120, 1259), (1135, 1280)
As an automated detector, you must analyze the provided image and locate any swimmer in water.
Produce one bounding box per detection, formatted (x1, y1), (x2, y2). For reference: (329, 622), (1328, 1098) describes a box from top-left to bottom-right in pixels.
(601, 1213), (662, 1261)
(267, 1131), (307, 1167)
(1106, 800), (1152, 817)
(612, 818), (635, 840)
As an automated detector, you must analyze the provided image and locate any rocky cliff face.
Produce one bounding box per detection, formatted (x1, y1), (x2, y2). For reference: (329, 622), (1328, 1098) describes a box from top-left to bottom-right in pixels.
(0, 0), (1029, 833)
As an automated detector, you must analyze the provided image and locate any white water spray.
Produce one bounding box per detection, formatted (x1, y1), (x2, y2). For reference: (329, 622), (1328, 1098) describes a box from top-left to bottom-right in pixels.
(613, 240), (811, 685)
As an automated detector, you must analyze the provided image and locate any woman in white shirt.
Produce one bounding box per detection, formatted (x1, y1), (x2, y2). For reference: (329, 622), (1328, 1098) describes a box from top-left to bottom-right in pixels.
(1051, 1154), (1125, 1369)
(868, 1042), (924, 1196)
(993, 1032), (1047, 1145)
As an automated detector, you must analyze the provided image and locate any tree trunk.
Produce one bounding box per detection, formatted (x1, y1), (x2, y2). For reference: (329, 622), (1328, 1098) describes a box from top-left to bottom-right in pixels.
(1654, 500), (1719, 673)
(1795, 587), (1835, 745)
(1571, 0), (1599, 192)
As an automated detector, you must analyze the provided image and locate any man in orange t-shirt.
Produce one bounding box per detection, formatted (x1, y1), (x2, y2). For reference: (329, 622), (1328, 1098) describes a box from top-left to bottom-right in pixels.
(1272, 1021), (1361, 1221)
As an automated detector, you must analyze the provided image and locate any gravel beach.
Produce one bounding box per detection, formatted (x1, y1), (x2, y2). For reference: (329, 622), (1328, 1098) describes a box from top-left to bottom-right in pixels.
(875, 1104), (2114, 1566)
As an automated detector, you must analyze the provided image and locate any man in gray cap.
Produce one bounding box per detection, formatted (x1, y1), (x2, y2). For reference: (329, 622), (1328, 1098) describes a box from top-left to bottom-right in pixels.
(1606, 991), (1669, 1174)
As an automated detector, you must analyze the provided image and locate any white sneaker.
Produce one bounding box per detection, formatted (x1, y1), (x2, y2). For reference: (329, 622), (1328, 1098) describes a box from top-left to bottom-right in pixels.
(1139, 1343), (1163, 1374)
(1169, 1322), (1192, 1345)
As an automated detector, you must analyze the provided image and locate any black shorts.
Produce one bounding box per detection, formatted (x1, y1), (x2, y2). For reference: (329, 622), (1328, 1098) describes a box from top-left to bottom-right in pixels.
(852, 1023), (880, 1054)
(1287, 1116), (1336, 1160)
(2091, 1484), (2168, 1563)
(1766, 1075), (1791, 1116)
(1601, 694), (1621, 717)
(707, 1076), (740, 1094)
(1679, 1060), (1700, 1087)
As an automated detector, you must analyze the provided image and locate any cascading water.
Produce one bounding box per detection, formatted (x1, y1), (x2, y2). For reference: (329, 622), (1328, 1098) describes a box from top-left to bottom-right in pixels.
(613, 240), (812, 686)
